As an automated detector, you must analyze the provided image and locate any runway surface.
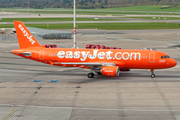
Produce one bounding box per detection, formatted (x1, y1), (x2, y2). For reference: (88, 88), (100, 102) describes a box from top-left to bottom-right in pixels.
(0, 29), (180, 120)
(1, 20), (180, 24)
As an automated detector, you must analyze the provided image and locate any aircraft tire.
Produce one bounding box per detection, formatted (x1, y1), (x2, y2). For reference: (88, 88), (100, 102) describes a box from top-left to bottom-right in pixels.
(87, 73), (94, 78)
(151, 74), (155, 78)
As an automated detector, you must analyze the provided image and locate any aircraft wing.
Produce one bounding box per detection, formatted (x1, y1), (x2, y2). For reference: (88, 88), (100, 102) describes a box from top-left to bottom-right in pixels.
(50, 62), (116, 67)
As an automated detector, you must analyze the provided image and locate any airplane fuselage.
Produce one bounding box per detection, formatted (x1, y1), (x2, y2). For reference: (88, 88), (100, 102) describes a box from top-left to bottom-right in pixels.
(12, 47), (176, 70)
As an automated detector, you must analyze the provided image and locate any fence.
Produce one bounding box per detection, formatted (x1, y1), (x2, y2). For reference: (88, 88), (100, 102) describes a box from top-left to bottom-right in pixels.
(0, 34), (17, 41)
(27, 27), (72, 39)
(0, 33), (72, 41)
(0, 27), (73, 40)
(0, 33), (43, 41)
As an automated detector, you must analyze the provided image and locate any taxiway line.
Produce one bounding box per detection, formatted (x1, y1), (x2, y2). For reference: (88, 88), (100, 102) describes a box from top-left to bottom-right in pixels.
(3, 109), (17, 120)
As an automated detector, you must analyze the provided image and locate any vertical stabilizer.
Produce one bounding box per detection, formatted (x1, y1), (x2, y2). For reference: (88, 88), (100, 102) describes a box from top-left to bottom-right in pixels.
(14, 21), (41, 49)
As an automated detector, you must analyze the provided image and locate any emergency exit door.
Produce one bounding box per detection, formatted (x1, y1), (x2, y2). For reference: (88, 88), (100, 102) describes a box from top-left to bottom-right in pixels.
(149, 52), (155, 63)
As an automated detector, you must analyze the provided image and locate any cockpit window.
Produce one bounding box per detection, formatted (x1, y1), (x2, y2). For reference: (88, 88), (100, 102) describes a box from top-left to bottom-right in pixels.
(161, 55), (170, 59)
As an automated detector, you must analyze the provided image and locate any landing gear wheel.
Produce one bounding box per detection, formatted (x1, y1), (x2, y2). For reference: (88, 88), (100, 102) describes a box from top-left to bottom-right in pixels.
(87, 73), (94, 78)
(151, 74), (155, 78)
(150, 69), (155, 78)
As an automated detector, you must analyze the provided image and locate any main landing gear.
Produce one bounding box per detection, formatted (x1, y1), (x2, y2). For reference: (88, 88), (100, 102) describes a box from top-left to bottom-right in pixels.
(87, 73), (94, 78)
(151, 69), (155, 78)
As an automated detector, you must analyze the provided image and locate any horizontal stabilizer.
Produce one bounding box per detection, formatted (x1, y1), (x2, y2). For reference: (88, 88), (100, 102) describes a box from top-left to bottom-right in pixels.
(11, 52), (31, 56)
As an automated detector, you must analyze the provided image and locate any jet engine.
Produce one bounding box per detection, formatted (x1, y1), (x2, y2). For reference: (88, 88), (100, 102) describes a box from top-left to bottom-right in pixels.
(101, 66), (120, 77)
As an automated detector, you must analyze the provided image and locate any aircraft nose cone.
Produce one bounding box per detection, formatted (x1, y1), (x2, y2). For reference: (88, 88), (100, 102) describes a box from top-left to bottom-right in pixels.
(171, 59), (177, 67)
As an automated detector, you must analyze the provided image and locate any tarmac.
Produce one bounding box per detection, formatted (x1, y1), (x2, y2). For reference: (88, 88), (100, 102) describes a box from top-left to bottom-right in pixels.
(0, 29), (180, 120)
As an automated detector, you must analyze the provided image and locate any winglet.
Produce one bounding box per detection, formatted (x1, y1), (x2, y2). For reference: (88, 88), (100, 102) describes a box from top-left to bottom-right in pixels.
(14, 21), (41, 49)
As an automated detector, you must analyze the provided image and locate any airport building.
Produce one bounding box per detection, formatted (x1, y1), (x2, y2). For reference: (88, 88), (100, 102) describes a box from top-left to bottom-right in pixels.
(0, 27), (73, 40)
(27, 27), (72, 39)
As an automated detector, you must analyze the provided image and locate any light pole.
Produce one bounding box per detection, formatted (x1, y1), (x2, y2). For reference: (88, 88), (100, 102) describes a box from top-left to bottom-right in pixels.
(28, 0), (29, 14)
(73, 0), (76, 48)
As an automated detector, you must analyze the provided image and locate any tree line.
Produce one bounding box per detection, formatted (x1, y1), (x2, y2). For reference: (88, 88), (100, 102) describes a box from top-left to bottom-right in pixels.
(0, 0), (179, 9)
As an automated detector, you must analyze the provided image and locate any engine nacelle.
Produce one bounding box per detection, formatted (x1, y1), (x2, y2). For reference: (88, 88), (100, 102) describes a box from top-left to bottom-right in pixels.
(101, 66), (120, 77)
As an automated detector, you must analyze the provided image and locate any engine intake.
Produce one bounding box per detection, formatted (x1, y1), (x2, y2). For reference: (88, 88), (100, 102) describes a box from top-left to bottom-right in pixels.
(101, 66), (120, 77)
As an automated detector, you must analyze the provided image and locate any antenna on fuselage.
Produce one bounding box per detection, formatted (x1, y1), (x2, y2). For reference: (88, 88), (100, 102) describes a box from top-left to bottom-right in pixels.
(73, 0), (77, 48)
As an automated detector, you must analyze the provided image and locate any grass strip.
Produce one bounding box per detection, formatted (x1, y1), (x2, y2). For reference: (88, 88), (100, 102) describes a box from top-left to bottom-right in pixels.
(2, 9), (180, 15)
(0, 22), (180, 30)
(123, 16), (180, 20)
(12, 11), (180, 15)
(1, 5), (180, 12)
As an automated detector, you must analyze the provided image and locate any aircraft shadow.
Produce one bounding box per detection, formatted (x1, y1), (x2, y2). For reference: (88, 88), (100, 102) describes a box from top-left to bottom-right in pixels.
(36, 71), (180, 78)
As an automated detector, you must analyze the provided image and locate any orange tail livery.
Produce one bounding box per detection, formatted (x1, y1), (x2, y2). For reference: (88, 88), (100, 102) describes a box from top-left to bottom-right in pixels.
(11, 21), (177, 78)
(14, 21), (41, 49)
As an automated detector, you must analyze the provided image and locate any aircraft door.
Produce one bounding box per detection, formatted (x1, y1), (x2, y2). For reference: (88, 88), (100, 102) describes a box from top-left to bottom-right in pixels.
(149, 52), (155, 63)
(39, 50), (45, 60)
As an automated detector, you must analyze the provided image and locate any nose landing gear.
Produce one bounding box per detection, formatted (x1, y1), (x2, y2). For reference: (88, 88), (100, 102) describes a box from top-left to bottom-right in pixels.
(151, 69), (155, 78)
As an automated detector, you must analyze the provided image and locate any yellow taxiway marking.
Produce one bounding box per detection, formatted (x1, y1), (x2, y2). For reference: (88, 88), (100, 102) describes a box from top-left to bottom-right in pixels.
(3, 109), (17, 120)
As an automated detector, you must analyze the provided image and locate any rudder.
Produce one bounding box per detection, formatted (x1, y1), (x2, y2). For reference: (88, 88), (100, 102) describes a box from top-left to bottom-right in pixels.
(14, 21), (41, 49)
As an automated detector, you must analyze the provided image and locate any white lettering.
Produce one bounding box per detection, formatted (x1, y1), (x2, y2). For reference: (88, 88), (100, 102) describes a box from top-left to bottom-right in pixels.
(106, 51), (113, 60)
(56, 50), (141, 61)
(27, 35), (32, 40)
(115, 52), (122, 60)
(57, 51), (65, 58)
(130, 52), (141, 60)
(20, 27), (24, 31)
(66, 51), (73, 58)
(81, 51), (90, 61)
(18, 24), (35, 45)
(98, 52), (105, 59)
(74, 51), (80, 59)
(23, 30), (27, 34)
(122, 52), (130, 60)
(89, 50), (99, 59)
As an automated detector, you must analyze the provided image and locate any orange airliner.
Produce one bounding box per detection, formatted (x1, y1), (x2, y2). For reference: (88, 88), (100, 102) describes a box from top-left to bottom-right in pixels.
(11, 21), (177, 78)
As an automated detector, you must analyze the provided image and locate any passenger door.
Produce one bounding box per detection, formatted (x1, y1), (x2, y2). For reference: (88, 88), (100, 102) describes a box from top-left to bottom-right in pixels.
(39, 50), (45, 60)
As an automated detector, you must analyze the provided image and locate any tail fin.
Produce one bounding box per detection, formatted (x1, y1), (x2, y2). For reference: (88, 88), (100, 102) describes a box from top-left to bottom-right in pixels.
(14, 21), (41, 49)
